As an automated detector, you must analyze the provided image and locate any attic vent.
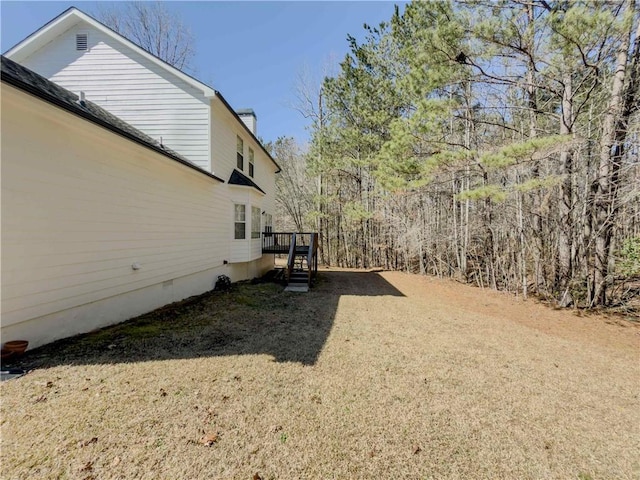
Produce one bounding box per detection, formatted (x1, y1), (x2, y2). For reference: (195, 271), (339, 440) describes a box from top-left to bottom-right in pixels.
(76, 33), (88, 51)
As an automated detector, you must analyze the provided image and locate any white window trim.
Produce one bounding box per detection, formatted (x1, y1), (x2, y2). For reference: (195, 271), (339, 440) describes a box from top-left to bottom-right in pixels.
(251, 206), (261, 239)
(236, 136), (244, 171)
(234, 204), (246, 240)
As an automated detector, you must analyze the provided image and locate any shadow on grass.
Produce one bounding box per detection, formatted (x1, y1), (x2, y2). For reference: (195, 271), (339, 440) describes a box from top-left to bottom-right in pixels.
(7, 271), (404, 369)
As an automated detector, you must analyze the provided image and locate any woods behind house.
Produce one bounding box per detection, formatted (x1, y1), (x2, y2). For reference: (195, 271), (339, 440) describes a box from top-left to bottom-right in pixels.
(273, 0), (640, 308)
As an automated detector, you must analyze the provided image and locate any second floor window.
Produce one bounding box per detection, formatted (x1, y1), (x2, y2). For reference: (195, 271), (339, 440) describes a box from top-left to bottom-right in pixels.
(237, 136), (244, 170)
(249, 148), (254, 177)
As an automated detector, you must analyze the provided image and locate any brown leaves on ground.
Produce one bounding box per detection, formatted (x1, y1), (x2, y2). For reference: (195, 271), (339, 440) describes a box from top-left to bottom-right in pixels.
(77, 437), (98, 448)
(199, 433), (218, 447)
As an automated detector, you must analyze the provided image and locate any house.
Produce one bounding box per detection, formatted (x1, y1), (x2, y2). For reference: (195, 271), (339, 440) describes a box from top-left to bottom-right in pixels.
(1, 7), (282, 349)
(5, 6), (280, 278)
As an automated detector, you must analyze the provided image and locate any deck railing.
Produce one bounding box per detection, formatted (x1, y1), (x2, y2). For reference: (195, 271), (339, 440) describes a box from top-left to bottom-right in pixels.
(262, 232), (293, 253)
(262, 232), (316, 254)
(262, 232), (319, 287)
(287, 233), (297, 283)
(307, 232), (318, 286)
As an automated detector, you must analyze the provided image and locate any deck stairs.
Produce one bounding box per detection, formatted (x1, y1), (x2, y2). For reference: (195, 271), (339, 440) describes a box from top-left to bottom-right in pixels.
(262, 232), (318, 291)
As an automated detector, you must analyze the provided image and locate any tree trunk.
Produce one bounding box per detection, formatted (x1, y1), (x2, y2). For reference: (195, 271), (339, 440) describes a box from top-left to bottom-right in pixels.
(557, 72), (575, 306)
(526, 1), (543, 294)
(592, 6), (638, 305)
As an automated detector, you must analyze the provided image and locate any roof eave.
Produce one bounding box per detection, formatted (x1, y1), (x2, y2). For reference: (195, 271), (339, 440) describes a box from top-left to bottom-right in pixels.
(228, 183), (266, 196)
(4, 6), (77, 59)
(214, 91), (281, 173)
(228, 169), (267, 195)
(4, 7), (217, 99)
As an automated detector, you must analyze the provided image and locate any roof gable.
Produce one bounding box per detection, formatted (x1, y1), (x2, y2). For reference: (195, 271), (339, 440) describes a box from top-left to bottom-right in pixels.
(4, 7), (216, 98)
(4, 6), (281, 173)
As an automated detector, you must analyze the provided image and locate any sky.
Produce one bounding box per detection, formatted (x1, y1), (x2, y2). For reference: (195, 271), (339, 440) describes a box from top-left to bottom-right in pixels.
(1, 1), (404, 145)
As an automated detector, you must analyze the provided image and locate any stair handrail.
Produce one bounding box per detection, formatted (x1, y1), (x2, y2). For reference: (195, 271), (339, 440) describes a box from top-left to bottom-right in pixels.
(287, 232), (297, 284)
(307, 232), (318, 286)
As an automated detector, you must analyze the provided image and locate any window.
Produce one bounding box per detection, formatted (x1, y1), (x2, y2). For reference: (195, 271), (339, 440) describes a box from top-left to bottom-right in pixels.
(248, 148), (255, 177)
(264, 213), (273, 233)
(76, 33), (88, 51)
(234, 204), (246, 239)
(236, 136), (244, 170)
(251, 207), (261, 239)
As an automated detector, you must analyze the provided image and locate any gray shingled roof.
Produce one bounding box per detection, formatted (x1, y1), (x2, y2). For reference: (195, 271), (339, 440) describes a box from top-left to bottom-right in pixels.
(1, 55), (224, 183)
(228, 169), (266, 194)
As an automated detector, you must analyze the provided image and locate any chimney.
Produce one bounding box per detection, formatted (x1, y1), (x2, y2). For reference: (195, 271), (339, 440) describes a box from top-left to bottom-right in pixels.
(236, 109), (257, 136)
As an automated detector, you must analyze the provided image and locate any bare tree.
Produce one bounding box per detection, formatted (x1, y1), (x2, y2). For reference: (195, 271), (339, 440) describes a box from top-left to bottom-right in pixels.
(95, 2), (195, 71)
(289, 60), (338, 263)
(269, 137), (315, 232)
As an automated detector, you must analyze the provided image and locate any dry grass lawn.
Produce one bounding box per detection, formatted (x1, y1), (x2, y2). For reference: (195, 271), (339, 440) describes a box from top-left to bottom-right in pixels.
(1, 269), (639, 479)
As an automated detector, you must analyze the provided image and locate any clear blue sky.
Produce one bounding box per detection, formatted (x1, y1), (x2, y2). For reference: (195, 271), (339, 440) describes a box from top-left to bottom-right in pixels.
(1, 1), (404, 145)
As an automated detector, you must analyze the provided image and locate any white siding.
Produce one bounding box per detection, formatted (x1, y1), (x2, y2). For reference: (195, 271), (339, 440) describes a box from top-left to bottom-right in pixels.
(210, 99), (277, 265)
(1, 84), (229, 347)
(210, 99), (244, 180)
(18, 22), (211, 170)
(228, 188), (264, 263)
(210, 98), (277, 202)
(238, 114), (257, 135)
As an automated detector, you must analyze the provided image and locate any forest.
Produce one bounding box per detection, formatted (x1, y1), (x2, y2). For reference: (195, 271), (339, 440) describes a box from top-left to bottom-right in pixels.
(270, 0), (640, 308)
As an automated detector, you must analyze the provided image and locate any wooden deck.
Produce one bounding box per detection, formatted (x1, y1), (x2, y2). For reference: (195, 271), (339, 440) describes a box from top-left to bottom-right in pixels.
(262, 232), (313, 255)
(263, 245), (309, 255)
(262, 232), (318, 289)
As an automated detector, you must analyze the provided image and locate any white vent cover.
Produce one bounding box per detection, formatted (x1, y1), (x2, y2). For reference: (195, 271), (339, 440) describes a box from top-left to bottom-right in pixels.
(76, 33), (88, 51)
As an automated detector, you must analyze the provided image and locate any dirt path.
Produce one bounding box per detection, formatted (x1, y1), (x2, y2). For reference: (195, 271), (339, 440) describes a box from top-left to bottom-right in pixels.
(2, 269), (639, 479)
